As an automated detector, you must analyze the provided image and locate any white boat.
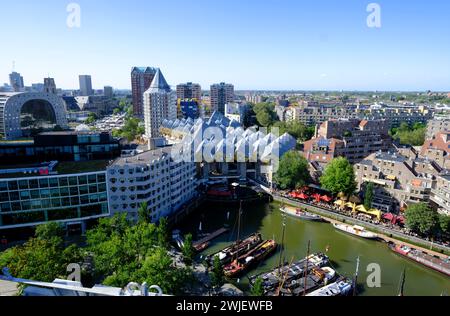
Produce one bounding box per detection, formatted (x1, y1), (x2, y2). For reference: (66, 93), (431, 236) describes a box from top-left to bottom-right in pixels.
(280, 206), (323, 222)
(333, 223), (378, 240)
(306, 277), (353, 296)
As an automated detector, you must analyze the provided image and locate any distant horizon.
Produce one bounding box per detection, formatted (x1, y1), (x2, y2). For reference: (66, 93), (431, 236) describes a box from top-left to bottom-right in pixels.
(1, 1), (449, 91)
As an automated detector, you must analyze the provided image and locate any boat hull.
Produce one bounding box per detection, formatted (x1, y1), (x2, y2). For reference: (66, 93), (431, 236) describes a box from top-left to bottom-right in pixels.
(333, 224), (378, 240)
(280, 207), (323, 222)
(388, 243), (450, 277)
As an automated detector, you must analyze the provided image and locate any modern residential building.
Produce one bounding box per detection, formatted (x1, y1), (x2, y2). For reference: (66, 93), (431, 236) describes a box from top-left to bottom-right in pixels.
(0, 92), (68, 140)
(0, 163), (109, 231)
(143, 69), (177, 139)
(9, 72), (24, 92)
(426, 118), (450, 139)
(43, 78), (57, 94)
(0, 131), (121, 165)
(421, 132), (450, 169)
(430, 173), (450, 216)
(79, 75), (93, 96)
(103, 86), (114, 98)
(303, 119), (393, 168)
(131, 67), (158, 116)
(106, 145), (198, 223)
(210, 83), (234, 114)
(278, 103), (434, 128)
(160, 111), (297, 187)
(176, 82), (201, 101)
(245, 94), (262, 104)
(354, 152), (441, 213)
(74, 96), (117, 116)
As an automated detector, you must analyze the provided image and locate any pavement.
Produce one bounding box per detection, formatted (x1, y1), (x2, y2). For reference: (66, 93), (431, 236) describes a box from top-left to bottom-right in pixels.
(0, 280), (18, 296)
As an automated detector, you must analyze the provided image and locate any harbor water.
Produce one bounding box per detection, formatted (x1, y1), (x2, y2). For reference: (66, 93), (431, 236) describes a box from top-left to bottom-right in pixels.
(178, 201), (450, 296)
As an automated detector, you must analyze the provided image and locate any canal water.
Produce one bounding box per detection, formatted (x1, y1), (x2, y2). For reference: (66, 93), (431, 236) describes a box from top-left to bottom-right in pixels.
(178, 201), (450, 296)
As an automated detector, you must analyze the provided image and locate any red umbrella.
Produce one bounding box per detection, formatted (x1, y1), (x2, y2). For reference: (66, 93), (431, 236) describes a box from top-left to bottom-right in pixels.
(383, 213), (395, 221)
(321, 195), (333, 203)
(312, 193), (322, 203)
(298, 193), (309, 200)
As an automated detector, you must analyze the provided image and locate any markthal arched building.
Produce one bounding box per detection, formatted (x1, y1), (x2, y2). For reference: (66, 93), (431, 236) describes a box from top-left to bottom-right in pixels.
(160, 111), (297, 187)
(0, 92), (68, 140)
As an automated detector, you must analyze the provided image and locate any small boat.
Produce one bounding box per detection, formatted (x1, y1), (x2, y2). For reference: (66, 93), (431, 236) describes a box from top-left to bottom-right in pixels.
(306, 276), (353, 296)
(193, 242), (210, 252)
(224, 240), (277, 278)
(280, 206), (323, 222)
(206, 233), (263, 266)
(249, 253), (330, 291)
(266, 266), (336, 297)
(388, 243), (450, 277)
(333, 223), (378, 240)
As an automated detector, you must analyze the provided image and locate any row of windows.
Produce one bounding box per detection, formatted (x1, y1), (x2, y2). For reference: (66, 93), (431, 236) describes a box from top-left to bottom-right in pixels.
(0, 183), (107, 202)
(0, 193), (107, 213)
(0, 174), (106, 191)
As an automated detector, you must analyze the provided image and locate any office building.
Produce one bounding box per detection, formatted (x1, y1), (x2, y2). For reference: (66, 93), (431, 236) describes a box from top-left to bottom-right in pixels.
(79, 75), (93, 96)
(103, 86), (113, 98)
(9, 72), (24, 92)
(176, 82), (201, 101)
(0, 131), (121, 165)
(143, 69), (177, 139)
(210, 83), (234, 114)
(131, 67), (158, 116)
(44, 78), (57, 94)
(0, 164), (108, 230)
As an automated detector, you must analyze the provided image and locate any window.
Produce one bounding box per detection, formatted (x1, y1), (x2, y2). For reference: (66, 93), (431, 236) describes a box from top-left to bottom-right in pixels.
(78, 176), (88, 185)
(8, 181), (18, 191)
(39, 179), (49, 188)
(19, 180), (29, 190)
(49, 178), (59, 187)
(59, 177), (68, 187)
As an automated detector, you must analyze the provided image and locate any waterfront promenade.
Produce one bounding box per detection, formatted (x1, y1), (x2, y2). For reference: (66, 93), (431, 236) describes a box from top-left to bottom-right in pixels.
(274, 195), (450, 258)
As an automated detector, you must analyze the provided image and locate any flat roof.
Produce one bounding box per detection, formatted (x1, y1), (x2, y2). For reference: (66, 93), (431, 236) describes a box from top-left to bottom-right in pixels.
(110, 147), (174, 167)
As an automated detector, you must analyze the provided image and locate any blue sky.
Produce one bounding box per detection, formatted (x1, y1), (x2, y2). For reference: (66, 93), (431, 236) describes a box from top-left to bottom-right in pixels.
(1, 0), (449, 91)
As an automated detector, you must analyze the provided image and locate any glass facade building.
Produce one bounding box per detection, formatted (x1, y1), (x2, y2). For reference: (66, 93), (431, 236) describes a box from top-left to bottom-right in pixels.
(0, 171), (108, 229)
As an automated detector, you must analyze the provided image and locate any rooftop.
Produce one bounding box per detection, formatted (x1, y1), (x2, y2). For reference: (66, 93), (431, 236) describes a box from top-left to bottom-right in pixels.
(110, 146), (175, 167)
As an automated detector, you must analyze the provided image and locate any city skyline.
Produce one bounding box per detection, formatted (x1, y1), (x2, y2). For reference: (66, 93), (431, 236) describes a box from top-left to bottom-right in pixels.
(0, 0), (449, 91)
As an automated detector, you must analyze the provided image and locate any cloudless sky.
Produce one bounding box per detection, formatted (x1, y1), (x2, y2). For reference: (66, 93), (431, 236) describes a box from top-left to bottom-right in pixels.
(1, 0), (449, 91)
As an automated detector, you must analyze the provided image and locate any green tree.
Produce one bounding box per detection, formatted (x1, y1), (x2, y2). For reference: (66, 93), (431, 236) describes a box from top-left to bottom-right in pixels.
(438, 214), (450, 235)
(275, 151), (311, 190)
(256, 110), (274, 127)
(137, 202), (150, 223)
(157, 217), (170, 249)
(210, 255), (224, 288)
(253, 102), (277, 127)
(273, 121), (314, 142)
(0, 227), (82, 282)
(35, 222), (65, 242)
(320, 157), (357, 196)
(181, 234), (195, 266)
(405, 203), (439, 236)
(85, 112), (98, 124)
(251, 277), (265, 296)
(364, 182), (374, 210)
